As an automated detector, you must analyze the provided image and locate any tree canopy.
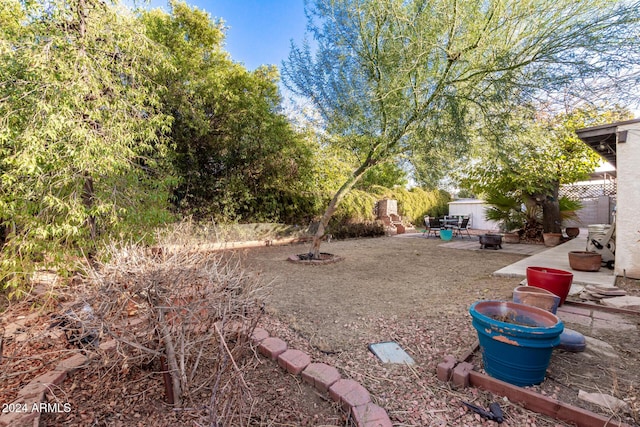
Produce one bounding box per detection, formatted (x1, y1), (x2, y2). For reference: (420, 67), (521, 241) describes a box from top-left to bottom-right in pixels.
(283, 0), (640, 255)
(0, 0), (322, 291)
(458, 105), (633, 233)
(141, 1), (318, 223)
(0, 0), (173, 287)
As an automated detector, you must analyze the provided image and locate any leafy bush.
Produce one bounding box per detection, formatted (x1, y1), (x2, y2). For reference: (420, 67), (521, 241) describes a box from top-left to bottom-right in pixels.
(332, 189), (378, 223)
(328, 221), (385, 239)
(393, 188), (451, 223)
(323, 186), (450, 234)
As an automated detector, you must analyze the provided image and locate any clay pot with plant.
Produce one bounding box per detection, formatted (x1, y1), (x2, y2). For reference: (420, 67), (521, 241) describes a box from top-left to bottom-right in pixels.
(559, 197), (583, 238)
(542, 197), (583, 246)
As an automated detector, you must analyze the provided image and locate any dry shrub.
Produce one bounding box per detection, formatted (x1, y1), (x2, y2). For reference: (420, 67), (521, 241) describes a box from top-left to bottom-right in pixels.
(86, 236), (267, 425)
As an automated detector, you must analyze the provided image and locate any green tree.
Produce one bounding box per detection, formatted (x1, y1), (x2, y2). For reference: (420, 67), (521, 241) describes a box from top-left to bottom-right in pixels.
(458, 105), (633, 234)
(283, 0), (640, 257)
(356, 161), (408, 191)
(140, 2), (317, 224)
(0, 0), (172, 290)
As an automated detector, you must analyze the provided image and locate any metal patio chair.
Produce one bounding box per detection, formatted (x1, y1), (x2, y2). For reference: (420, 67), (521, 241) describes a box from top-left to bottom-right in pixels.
(452, 217), (471, 238)
(425, 216), (442, 238)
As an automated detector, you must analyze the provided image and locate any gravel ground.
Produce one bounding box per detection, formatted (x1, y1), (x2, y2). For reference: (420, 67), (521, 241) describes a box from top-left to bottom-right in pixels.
(3, 234), (638, 426)
(241, 235), (639, 426)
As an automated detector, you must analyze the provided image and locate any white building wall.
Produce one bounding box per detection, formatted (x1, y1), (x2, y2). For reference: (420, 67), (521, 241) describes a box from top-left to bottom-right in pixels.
(615, 124), (640, 279)
(448, 199), (500, 230)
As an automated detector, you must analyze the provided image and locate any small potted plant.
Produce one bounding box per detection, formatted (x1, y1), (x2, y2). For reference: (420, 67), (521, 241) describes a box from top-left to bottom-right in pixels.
(542, 197), (582, 246)
(560, 197), (583, 239)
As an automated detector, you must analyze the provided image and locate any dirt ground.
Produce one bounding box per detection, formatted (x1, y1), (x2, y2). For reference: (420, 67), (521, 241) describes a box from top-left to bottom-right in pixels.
(244, 235), (526, 353)
(2, 234), (639, 426)
(239, 234), (640, 426)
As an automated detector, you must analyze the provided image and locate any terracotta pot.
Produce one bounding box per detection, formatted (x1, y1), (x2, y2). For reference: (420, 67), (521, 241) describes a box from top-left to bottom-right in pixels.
(568, 251), (601, 272)
(513, 285), (561, 314)
(542, 232), (562, 247)
(526, 266), (573, 305)
(565, 227), (580, 238)
(503, 233), (520, 244)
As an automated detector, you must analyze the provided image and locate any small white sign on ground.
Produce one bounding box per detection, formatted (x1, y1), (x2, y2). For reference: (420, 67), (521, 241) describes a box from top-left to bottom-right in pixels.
(368, 341), (415, 365)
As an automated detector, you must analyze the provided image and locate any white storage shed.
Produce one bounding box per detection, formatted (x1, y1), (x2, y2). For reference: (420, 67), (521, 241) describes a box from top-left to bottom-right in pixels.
(448, 199), (500, 231)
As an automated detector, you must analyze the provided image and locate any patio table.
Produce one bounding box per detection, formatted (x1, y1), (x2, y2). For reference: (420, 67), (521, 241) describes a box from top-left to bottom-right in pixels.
(440, 218), (461, 229)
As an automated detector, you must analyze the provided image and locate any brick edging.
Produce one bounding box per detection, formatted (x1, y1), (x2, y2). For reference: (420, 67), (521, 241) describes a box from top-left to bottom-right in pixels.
(0, 340), (117, 427)
(251, 327), (393, 427)
(1, 329), (392, 427)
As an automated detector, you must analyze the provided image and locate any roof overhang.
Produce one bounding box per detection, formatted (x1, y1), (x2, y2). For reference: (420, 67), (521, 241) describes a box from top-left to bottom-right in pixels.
(575, 118), (640, 168)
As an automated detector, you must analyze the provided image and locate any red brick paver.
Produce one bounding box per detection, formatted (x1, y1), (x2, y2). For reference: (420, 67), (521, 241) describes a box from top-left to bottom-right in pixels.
(277, 349), (311, 375)
(0, 389), (45, 427)
(437, 354), (457, 382)
(250, 327), (269, 344)
(301, 362), (341, 392)
(54, 353), (88, 372)
(352, 402), (392, 426)
(29, 370), (68, 390)
(329, 378), (371, 410)
(258, 337), (288, 360)
(453, 361), (474, 388)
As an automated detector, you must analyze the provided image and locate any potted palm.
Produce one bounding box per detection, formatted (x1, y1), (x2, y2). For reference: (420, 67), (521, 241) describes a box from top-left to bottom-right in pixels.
(484, 193), (524, 244)
(559, 197), (583, 239)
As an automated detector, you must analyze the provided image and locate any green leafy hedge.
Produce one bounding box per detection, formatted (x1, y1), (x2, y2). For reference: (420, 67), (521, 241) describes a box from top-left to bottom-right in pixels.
(330, 186), (451, 229)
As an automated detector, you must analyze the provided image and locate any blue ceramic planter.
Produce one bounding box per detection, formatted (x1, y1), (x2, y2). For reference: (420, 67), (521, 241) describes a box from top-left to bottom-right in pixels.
(470, 301), (564, 386)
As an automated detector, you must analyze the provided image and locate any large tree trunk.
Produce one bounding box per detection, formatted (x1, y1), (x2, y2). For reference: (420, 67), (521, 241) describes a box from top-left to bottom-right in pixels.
(311, 160), (374, 259)
(541, 182), (561, 233)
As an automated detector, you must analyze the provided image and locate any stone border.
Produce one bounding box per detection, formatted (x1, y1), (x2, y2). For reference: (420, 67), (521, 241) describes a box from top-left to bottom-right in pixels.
(251, 327), (392, 427)
(1, 327), (391, 427)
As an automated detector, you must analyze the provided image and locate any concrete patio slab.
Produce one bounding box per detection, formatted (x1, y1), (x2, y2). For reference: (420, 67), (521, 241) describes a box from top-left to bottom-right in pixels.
(396, 231), (616, 287)
(439, 239), (546, 256)
(492, 236), (616, 287)
(398, 232), (546, 255)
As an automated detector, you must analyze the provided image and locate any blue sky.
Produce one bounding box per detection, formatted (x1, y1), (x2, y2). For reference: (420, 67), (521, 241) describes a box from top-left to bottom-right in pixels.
(139, 0), (308, 71)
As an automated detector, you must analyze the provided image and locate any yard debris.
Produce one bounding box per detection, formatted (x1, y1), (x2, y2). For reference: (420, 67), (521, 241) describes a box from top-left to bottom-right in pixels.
(49, 302), (100, 349)
(580, 285), (628, 303)
(601, 295), (640, 310)
(578, 390), (630, 412)
(461, 400), (504, 423)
